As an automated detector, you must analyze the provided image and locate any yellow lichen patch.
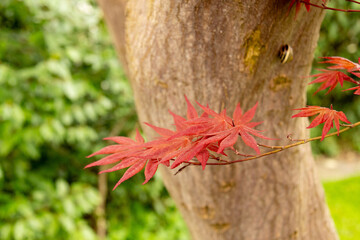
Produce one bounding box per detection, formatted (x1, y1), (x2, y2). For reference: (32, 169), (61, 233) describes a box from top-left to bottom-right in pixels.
(210, 222), (231, 232)
(196, 205), (215, 220)
(270, 75), (292, 92)
(218, 180), (236, 192)
(154, 78), (168, 89)
(180, 202), (188, 211)
(243, 29), (264, 73)
(289, 230), (298, 239)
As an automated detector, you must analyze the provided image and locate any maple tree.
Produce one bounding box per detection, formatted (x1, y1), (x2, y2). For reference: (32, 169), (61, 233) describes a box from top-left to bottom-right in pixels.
(89, 0), (360, 239)
(87, 53), (360, 188)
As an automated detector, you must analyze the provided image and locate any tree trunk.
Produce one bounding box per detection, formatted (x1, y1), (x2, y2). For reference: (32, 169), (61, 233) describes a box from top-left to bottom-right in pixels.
(98, 0), (339, 239)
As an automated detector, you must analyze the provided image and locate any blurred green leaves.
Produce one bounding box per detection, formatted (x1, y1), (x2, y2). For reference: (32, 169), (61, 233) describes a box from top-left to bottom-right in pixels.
(0, 179), (100, 240)
(0, 0), (189, 239)
(309, 1), (360, 156)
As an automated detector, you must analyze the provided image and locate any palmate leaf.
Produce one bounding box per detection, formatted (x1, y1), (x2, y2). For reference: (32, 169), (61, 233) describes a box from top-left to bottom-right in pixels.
(309, 57), (360, 95)
(309, 70), (354, 95)
(292, 105), (351, 141)
(86, 96), (272, 189)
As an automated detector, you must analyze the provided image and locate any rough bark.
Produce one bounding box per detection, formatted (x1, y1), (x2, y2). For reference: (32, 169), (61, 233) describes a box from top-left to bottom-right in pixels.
(98, 0), (339, 239)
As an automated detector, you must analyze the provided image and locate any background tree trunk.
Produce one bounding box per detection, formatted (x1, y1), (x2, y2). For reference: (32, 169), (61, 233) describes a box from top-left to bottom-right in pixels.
(98, 0), (339, 239)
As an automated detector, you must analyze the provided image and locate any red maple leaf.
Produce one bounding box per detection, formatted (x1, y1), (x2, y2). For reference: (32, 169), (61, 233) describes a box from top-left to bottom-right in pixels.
(86, 96), (273, 189)
(309, 69), (355, 95)
(230, 102), (272, 154)
(320, 56), (360, 72)
(169, 102), (272, 169)
(292, 105), (351, 141)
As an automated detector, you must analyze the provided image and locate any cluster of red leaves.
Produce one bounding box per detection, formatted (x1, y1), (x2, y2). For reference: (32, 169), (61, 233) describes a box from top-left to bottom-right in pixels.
(86, 97), (271, 189)
(292, 56), (359, 141)
(289, 0), (327, 14)
(309, 57), (360, 95)
(292, 105), (351, 140)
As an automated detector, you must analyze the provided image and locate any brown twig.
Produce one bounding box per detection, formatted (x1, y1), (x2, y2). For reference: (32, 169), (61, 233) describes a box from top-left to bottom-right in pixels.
(287, 134), (306, 142)
(233, 149), (256, 157)
(175, 163), (191, 175)
(346, 0), (360, 5)
(258, 143), (284, 150)
(209, 154), (229, 163)
(183, 121), (360, 167)
(340, 123), (356, 128)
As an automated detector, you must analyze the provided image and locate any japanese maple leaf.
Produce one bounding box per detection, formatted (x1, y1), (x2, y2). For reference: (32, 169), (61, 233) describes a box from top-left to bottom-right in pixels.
(197, 103), (270, 155)
(167, 102), (233, 141)
(169, 101), (271, 169)
(320, 57), (360, 72)
(230, 102), (273, 153)
(292, 105), (351, 141)
(309, 69), (354, 95)
(86, 96), (274, 189)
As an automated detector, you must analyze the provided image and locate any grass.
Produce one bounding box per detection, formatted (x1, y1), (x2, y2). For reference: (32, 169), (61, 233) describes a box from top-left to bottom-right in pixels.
(323, 175), (360, 240)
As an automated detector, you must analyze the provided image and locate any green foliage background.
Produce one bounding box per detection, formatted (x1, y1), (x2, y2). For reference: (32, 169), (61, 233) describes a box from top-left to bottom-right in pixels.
(310, 1), (360, 156)
(0, 0), (187, 239)
(0, 0), (358, 239)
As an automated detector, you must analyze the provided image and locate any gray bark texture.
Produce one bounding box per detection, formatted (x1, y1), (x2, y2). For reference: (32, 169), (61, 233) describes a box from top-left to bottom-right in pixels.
(98, 0), (339, 239)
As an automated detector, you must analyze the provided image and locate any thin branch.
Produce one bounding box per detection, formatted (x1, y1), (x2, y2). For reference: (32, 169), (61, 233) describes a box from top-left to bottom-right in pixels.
(346, 0), (360, 5)
(233, 149), (256, 157)
(175, 163), (191, 175)
(340, 123), (356, 128)
(287, 134), (306, 142)
(258, 143), (284, 150)
(184, 121), (360, 167)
